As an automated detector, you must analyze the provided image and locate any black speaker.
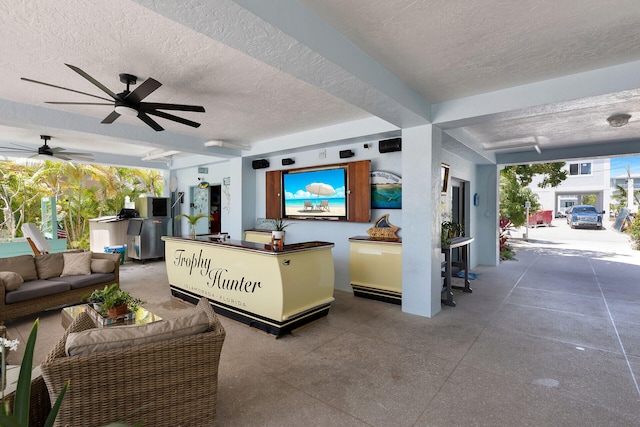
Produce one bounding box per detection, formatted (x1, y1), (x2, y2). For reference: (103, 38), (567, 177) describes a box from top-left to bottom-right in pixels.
(281, 158), (295, 166)
(379, 138), (402, 153)
(252, 159), (270, 169)
(339, 149), (354, 159)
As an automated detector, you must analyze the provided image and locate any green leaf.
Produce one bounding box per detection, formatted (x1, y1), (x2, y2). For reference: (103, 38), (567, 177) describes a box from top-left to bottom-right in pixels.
(14, 319), (38, 425)
(44, 380), (69, 427)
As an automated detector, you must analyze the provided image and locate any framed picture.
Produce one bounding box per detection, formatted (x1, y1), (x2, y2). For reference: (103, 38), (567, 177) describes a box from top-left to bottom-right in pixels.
(441, 163), (450, 194)
(370, 171), (402, 209)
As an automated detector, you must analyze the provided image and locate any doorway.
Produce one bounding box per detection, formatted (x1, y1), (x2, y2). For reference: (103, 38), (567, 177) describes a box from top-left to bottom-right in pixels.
(189, 184), (222, 235)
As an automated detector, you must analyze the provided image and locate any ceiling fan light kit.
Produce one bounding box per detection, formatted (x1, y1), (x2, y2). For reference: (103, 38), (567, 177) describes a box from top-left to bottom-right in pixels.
(22, 64), (206, 131)
(607, 113), (631, 128)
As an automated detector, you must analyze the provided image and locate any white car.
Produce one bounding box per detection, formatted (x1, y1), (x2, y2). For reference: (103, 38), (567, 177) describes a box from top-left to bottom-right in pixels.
(555, 210), (567, 218)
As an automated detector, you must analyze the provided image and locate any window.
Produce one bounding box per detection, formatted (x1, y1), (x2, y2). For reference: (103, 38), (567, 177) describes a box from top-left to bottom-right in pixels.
(569, 162), (591, 176)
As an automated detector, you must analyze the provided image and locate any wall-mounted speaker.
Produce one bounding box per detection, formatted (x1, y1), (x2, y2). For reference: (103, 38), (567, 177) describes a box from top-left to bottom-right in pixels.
(252, 159), (270, 169)
(339, 149), (355, 159)
(379, 138), (402, 153)
(281, 158), (295, 166)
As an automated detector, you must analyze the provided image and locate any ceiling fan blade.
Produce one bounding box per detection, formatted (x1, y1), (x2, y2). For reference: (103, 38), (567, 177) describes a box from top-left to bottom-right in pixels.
(53, 153), (72, 161)
(140, 102), (205, 112)
(137, 111), (164, 131)
(45, 102), (112, 106)
(126, 78), (161, 104)
(0, 146), (31, 152)
(20, 77), (113, 102)
(65, 64), (118, 100)
(101, 110), (121, 124)
(146, 110), (202, 128)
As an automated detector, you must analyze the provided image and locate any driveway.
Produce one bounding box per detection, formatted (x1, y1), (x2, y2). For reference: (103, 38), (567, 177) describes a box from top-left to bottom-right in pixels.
(507, 217), (640, 266)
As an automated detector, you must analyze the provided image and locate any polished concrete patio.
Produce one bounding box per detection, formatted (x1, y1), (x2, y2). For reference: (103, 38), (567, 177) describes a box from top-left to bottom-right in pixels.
(4, 220), (640, 426)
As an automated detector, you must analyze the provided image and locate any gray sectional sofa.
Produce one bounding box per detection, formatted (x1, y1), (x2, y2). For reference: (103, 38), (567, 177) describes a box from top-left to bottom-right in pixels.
(0, 251), (120, 324)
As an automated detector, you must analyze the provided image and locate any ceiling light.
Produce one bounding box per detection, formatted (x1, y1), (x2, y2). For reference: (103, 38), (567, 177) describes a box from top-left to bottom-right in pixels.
(482, 137), (540, 152)
(607, 114), (631, 128)
(114, 104), (138, 117)
(204, 140), (251, 150)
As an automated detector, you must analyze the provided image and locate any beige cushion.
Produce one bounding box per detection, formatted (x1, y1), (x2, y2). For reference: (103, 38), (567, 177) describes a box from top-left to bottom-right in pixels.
(90, 259), (115, 274)
(34, 253), (64, 279)
(0, 255), (38, 282)
(61, 251), (92, 277)
(0, 271), (24, 291)
(65, 310), (210, 356)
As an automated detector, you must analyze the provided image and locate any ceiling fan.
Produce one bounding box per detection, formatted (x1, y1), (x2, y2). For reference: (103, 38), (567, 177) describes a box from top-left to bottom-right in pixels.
(0, 135), (94, 161)
(21, 64), (205, 131)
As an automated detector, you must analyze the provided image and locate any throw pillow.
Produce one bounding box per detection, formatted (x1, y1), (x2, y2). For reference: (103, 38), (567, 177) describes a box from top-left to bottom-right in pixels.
(90, 259), (115, 274)
(0, 255), (38, 282)
(65, 310), (210, 357)
(34, 253), (64, 279)
(0, 271), (24, 291)
(61, 251), (92, 277)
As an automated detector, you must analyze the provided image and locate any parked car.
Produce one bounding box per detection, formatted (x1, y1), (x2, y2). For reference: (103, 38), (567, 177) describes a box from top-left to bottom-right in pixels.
(565, 206), (573, 224)
(567, 205), (603, 229)
(555, 209), (567, 218)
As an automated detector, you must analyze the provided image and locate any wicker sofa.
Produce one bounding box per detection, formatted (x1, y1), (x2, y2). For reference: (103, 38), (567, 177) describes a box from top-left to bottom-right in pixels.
(0, 251), (120, 324)
(8, 297), (225, 427)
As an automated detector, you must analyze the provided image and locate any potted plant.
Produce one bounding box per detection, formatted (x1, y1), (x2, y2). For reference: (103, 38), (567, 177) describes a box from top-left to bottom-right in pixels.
(85, 284), (143, 317)
(84, 283), (119, 313)
(176, 212), (207, 238)
(441, 220), (464, 246)
(271, 218), (289, 247)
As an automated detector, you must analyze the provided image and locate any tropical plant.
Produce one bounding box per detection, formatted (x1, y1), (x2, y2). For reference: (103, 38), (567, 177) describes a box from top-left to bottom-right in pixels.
(176, 212), (207, 237)
(441, 220), (463, 246)
(272, 217), (289, 231)
(499, 163), (567, 228)
(0, 159), (164, 247)
(100, 289), (145, 316)
(1, 319), (69, 427)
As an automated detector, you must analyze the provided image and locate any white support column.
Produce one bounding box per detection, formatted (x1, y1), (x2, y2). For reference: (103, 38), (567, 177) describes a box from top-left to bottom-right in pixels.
(401, 125), (442, 317)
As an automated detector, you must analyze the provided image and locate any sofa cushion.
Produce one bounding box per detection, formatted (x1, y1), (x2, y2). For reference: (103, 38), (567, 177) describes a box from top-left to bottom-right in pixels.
(55, 273), (116, 290)
(0, 255), (38, 282)
(61, 252), (92, 277)
(90, 259), (115, 274)
(0, 271), (24, 291)
(5, 279), (71, 304)
(35, 253), (64, 279)
(65, 310), (210, 356)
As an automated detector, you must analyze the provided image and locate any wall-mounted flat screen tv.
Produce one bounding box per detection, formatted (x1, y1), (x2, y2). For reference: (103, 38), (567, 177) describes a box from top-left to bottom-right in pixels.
(282, 166), (347, 220)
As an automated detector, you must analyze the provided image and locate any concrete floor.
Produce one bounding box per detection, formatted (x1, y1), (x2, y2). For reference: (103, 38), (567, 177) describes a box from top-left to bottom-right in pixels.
(4, 219), (640, 426)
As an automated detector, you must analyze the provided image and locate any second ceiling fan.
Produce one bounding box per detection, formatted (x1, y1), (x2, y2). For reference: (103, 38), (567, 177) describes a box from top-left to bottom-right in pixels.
(22, 64), (205, 131)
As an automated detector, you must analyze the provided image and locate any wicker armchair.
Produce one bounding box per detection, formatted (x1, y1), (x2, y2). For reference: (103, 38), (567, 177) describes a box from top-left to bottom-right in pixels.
(35, 298), (226, 427)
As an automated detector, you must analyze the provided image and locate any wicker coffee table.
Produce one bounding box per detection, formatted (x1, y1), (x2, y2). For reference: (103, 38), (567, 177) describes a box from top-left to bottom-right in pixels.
(61, 304), (162, 329)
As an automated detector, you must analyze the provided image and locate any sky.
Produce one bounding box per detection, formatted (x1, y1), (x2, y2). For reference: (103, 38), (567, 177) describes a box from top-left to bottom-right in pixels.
(610, 156), (640, 177)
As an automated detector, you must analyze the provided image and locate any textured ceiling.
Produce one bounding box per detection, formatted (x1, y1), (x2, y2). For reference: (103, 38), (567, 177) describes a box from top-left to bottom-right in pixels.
(1, 0), (640, 168)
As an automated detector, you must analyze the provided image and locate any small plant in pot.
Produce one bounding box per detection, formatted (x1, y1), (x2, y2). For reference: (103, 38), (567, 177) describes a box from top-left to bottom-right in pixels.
(176, 212), (207, 238)
(86, 284), (145, 318)
(84, 283), (119, 313)
(271, 218), (289, 248)
(441, 220), (464, 246)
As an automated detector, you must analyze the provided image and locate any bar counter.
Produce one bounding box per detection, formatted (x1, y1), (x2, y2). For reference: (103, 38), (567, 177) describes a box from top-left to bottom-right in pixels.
(349, 236), (402, 304)
(162, 236), (335, 336)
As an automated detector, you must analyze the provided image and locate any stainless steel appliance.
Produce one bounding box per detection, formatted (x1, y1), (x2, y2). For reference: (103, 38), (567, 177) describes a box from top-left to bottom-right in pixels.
(127, 197), (171, 262)
(126, 217), (171, 261)
(134, 197), (169, 218)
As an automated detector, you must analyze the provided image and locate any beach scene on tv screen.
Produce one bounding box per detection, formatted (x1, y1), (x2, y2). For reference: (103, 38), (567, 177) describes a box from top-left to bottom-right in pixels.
(283, 168), (346, 217)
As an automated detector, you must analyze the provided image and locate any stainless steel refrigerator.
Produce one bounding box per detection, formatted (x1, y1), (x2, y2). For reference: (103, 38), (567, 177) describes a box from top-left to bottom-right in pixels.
(126, 217), (170, 262)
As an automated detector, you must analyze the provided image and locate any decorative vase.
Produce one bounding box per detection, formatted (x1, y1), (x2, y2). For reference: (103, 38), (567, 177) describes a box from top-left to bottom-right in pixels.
(271, 230), (285, 250)
(108, 305), (129, 318)
(190, 224), (197, 239)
